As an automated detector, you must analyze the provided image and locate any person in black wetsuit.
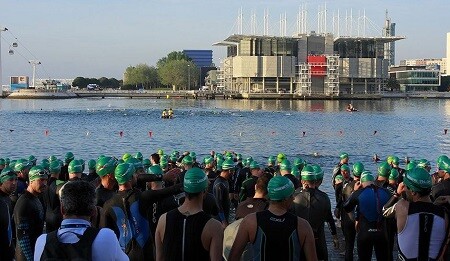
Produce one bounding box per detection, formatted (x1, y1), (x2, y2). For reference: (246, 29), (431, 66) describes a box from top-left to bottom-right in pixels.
(229, 176), (317, 261)
(375, 161), (391, 188)
(291, 165), (338, 261)
(432, 156), (450, 202)
(264, 156), (277, 176)
(0, 158), (6, 172)
(239, 161), (263, 202)
(42, 160), (63, 232)
(279, 159), (300, 189)
(213, 158), (234, 228)
(203, 156), (217, 193)
(11, 159), (31, 207)
(94, 156), (117, 208)
(235, 175), (270, 220)
(0, 167), (17, 261)
(60, 152), (74, 182)
(332, 152), (349, 189)
(234, 157), (251, 201)
(13, 165), (48, 261)
(155, 167), (223, 260)
(100, 162), (182, 260)
(343, 171), (391, 261)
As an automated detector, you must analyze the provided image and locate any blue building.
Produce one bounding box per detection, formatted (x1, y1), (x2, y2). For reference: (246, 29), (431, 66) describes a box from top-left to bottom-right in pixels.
(182, 50), (213, 68)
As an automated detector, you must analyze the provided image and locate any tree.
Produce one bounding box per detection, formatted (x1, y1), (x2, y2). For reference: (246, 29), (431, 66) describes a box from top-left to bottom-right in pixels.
(158, 60), (199, 91)
(72, 77), (88, 88)
(123, 64), (159, 89)
(109, 78), (120, 89)
(156, 51), (191, 69)
(98, 77), (111, 88)
(386, 77), (400, 92)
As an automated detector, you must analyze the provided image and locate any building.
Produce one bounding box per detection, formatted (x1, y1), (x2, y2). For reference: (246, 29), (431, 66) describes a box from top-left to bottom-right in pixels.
(389, 65), (440, 92)
(400, 59), (446, 74)
(447, 32), (450, 75)
(183, 50), (215, 88)
(214, 33), (403, 96)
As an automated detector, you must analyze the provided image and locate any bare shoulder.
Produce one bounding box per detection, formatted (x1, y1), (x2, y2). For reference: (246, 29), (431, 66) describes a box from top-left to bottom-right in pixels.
(395, 198), (409, 213)
(204, 218), (222, 232)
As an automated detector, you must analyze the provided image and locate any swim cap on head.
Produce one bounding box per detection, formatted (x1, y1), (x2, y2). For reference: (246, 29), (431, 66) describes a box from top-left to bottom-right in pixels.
(143, 159), (151, 169)
(352, 162), (364, 177)
(14, 159), (31, 172)
(189, 152), (196, 159)
(245, 157), (253, 167)
(416, 159), (431, 171)
(249, 161), (260, 170)
(184, 167), (208, 193)
(126, 157), (144, 171)
(438, 157), (450, 173)
(378, 162), (391, 178)
(40, 159), (50, 170)
(88, 159), (96, 171)
(114, 163), (135, 185)
(203, 156), (214, 165)
(222, 158), (235, 170)
(267, 156), (276, 165)
(216, 158), (223, 171)
(301, 165), (317, 181)
(389, 168), (399, 181)
(182, 155), (193, 165)
(277, 153), (286, 163)
(147, 165), (163, 177)
(437, 155), (449, 166)
(157, 149), (164, 155)
(134, 152), (143, 161)
(334, 174), (343, 182)
(340, 164), (350, 172)
(48, 155), (58, 163)
(339, 152), (349, 160)
(392, 156), (400, 165)
(96, 156), (116, 177)
(122, 153), (132, 162)
(28, 155), (37, 164)
(311, 164), (324, 179)
(29, 166), (48, 182)
(0, 158), (5, 165)
(280, 159), (292, 171)
(386, 155), (394, 165)
(360, 171), (375, 182)
(291, 167), (300, 178)
(64, 152), (74, 163)
(68, 159), (83, 174)
(293, 158), (306, 170)
(403, 167), (432, 193)
(406, 161), (417, 171)
(49, 161), (62, 174)
(236, 154), (242, 161)
(0, 167), (16, 183)
(268, 176), (295, 201)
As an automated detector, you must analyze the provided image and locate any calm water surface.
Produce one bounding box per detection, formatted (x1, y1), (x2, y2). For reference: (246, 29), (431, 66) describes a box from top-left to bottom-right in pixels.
(1, 98), (450, 197)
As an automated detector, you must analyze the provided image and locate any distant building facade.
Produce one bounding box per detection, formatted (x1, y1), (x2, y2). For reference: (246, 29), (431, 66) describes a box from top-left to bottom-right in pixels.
(400, 58), (446, 74)
(183, 50), (215, 88)
(389, 65), (440, 92)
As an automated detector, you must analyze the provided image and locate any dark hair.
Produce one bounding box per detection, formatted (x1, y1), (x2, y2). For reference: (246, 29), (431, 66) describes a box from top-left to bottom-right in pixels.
(60, 181), (95, 217)
(151, 153), (160, 164)
(256, 175), (270, 195)
(185, 191), (202, 200)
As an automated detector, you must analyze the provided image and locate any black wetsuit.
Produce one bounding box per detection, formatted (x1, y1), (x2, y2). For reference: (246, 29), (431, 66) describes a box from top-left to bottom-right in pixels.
(42, 177), (62, 232)
(385, 183), (398, 261)
(0, 196), (14, 261)
(147, 191), (179, 237)
(431, 178), (450, 201)
(291, 187), (337, 260)
(206, 169), (218, 193)
(284, 173), (300, 189)
(101, 184), (182, 260)
(234, 167), (250, 196)
(162, 209), (211, 261)
(13, 190), (45, 261)
(10, 177), (27, 208)
(251, 210), (301, 260)
(213, 176), (230, 223)
(60, 165), (69, 182)
(95, 184), (116, 208)
(331, 162), (344, 189)
(235, 197), (268, 220)
(343, 184), (391, 261)
(336, 178), (356, 261)
(239, 175), (258, 202)
(178, 192), (219, 218)
(264, 166), (276, 176)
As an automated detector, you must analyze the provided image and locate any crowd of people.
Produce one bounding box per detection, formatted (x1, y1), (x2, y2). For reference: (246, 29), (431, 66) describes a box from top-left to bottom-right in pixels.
(0, 150), (449, 260)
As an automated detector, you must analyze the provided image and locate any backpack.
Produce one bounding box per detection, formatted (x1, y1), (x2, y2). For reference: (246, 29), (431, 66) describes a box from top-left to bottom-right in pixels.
(40, 227), (100, 261)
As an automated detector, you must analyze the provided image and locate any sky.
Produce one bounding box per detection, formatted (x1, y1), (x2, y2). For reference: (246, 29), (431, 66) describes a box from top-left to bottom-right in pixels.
(0, 0), (449, 84)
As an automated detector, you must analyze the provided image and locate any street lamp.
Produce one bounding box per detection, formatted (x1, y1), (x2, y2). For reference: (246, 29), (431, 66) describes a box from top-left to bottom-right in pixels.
(0, 26), (8, 91)
(187, 64), (191, 90)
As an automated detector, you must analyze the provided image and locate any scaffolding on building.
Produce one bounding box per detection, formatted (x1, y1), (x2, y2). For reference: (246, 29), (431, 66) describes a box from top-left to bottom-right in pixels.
(325, 55), (340, 95)
(295, 63), (312, 95)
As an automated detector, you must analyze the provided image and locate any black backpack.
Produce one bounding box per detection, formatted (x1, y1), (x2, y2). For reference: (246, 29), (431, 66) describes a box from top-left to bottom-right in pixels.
(40, 227), (100, 261)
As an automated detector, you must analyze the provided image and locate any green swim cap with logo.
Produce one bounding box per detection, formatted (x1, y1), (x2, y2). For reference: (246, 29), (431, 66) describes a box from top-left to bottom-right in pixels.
(65, 152), (74, 164)
(14, 159), (31, 172)
(360, 171), (375, 182)
(403, 167), (432, 193)
(147, 165), (163, 177)
(68, 159), (83, 174)
(222, 158), (235, 170)
(340, 164), (350, 172)
(352, 162), (364, 177)
(49, 161), (62, 174)
(277, 153), (286, 163)
(122, 153), (132, 162)
(311, 164), (324, 180)
(280, 159), (292, 171)
(293, 158), (306, 170)
(334, 174), (344, 183)
(268, 176), (295, 201)
(378, 162), (391, 178)
(203, 156), (214, 165)
(96, 156), (116, 177)
(135, 152), (143, 161)
(88, 159), (96, 171)
(267, 156), (276, 165)
(126, 157), (144, 171)
(249, 161), (260, 170)
(291, 167), (300, 178)
(182, 155), (193, 165)
(389, 168), (399, 181)
(115, 163), (135, 185)
(301, 165), (317, 181)
(0, 167), (16, 183)
(184, 167), (208, 193)
(29, 165), (48, 182)
(339, 152), (349, 160)
(406, 161), (417, 171)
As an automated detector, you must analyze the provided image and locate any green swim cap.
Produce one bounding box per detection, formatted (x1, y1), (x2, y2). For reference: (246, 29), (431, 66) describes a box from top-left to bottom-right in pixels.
(389, 168), (399, 181)
(360, 171), (375, 182)
(280, 159), (292, 171)
(182, 155), (193, 165)
(340, 164), (350, 172)
(169, 155), (178, 163)
(249, 161), (260, 169)
(49, 161), (62, 174)
(68, 159), (83, 174)
(96, 156), (116, 177)
(267, 156), (276, 165)
(122, 153), (132, 162)
(184, 167), (208, 193)
(268, 176), (295, 201)
(301, 165), (317, 181)
(392, 156), (400, 165)
(143, 159), (151, 169)
(189, 152), (197, 160)
(352, 162), (364, 177)
(293, 158), (306, 170)
(48, 155), (58, 163)
(28, 155), (37, 165)
(29, 165), (48, 182)
(378, 162), (391, 178)
(416, 159), (431, 171)
(311, 164), (324, 179)
(14, 159), (31, 172)
(5, 158), (10, 165)
(0, 158), (5, 165)
(115, 163), (135, 185)
(40, 159), (50, 170)
(65, 152), (74, 164)
(157, 149), (164, 155)
(334, 174), (343, 182)
(135, 152), (143, 161)
(245, 157), (253, 167)
(406, 161), (417, 171)
(0, 167), (16, 183)
(160, 161), (168, 169)
(438, 157), (450, 173)
(437, 155), (449, 166)
(386, 155), (394, 165)
(147, 165), (163, 176)
(403, 167), (432, 193)
(339, 152), (349, 160)
(203, 156), (213, 165)
(222, 158), (235, 170)
(88, 159), (96, 171)
(126, 157), (144, 171)
(216, 158), (223, 171)
(277, 153), (286, 163)
(291, 167), (300, 178)
(236, 154), (242, 161)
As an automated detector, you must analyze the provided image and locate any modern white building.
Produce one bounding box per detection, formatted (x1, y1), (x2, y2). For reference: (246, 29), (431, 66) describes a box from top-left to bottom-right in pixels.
(400, 58), (446, 74)
(447, 32), (450, 75)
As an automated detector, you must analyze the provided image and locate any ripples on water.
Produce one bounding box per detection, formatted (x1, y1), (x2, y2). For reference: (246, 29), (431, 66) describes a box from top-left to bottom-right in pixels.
(1, 98), (450, 198)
